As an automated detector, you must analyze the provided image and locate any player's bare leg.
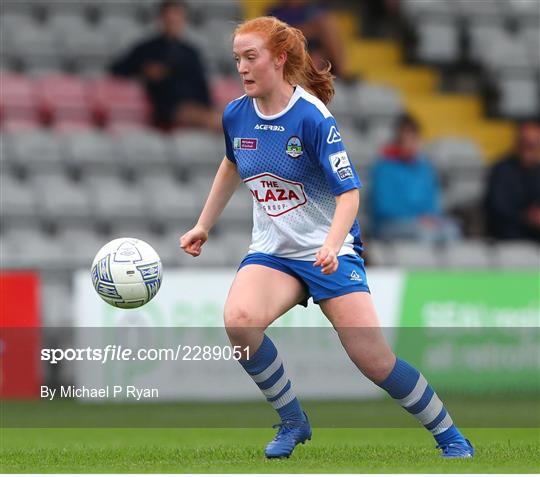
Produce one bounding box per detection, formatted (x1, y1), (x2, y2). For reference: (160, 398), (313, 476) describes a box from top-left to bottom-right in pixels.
(320, 291), (474, 458)
(319, 291), (395, 382)
(224, 264), (306, 354)
(224, 264), (312, 458)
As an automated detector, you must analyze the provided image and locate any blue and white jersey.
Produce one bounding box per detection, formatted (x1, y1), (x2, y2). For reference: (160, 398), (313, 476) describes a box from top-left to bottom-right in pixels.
(222, 85), (363, 260)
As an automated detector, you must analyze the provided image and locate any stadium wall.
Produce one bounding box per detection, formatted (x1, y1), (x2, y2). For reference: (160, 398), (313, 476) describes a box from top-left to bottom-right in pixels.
(71, 268), (539, 400)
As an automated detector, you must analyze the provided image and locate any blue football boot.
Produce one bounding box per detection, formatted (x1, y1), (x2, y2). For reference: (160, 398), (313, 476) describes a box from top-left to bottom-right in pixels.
(437, 438), (475, 458)
(264, 412), (312, 459)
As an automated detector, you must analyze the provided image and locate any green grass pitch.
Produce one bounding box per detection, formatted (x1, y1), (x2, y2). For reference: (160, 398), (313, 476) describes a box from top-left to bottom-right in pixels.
(1, 427), (539, 473)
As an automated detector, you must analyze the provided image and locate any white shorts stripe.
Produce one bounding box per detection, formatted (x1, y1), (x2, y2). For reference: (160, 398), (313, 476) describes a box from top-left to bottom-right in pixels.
(398, 374), (428, 408)
(431, 413), (454, 435)
(251, 355), (282, 383)
(262, 373), (288, 399)
(414, 393), (444, 425)
(270, 386), (296, 409)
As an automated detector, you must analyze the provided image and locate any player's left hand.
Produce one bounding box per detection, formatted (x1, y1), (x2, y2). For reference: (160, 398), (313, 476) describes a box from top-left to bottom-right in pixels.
(314, 246), (339, 275)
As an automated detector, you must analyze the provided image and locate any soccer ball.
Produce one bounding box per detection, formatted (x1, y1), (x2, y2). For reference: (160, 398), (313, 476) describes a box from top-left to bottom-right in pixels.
(91, 238), (163, 309)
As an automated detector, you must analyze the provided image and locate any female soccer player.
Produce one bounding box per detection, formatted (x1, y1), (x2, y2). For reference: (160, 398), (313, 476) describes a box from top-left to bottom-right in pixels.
(180, 16), (474, 460)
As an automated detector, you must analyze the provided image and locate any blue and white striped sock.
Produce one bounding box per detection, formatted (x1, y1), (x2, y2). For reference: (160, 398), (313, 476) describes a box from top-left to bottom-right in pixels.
(378, 358), (465, 446)
(239, 334), (305, 422)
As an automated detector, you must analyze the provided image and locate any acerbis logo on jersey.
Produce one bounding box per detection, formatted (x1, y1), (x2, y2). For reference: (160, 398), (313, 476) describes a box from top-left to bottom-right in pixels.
(329, 150), (353, 181)
(285, 136), (303, 158)
(233, 138), (258, 150)
(244, 172), (307, 217)
(327, 125), (342, 144)
(255, 124), (285, 131)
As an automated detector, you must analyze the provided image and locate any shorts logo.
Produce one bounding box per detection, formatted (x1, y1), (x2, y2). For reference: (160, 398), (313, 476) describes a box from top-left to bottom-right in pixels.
(350, 270), (362, 282)
(244, 172), (307, 217)
(327, 125), (342, 144)
(285, 136), (303, 158)
(234, 138), (258, 150)
(329, 150), (353, 181)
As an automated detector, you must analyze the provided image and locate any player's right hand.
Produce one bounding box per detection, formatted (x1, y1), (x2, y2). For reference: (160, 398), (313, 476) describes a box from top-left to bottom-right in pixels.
(180, 225), (208, 257)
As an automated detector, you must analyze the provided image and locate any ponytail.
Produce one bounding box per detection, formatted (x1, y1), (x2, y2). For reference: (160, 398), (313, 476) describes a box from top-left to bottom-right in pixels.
(234, 16), (335, 105)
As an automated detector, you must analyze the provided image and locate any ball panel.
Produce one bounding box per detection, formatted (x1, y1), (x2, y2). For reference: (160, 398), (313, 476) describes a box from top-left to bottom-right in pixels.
(91, 237), (162, 309)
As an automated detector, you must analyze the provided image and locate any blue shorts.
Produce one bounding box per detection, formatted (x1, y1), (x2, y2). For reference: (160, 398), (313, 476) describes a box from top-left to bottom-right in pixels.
(238, 252), (370, 306)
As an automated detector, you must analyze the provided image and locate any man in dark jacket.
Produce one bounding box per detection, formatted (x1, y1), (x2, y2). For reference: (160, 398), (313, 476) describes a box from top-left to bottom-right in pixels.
(109, 0), (220, 131)
(485, 122), (540, 242)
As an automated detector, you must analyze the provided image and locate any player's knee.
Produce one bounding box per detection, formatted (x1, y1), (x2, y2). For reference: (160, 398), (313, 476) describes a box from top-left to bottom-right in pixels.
(358, 353), (396, 384)
(223, 304), (262, 333)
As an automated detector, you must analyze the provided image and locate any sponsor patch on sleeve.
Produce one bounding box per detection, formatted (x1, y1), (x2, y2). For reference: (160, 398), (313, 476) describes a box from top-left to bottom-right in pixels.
(329, 151), (350, 172)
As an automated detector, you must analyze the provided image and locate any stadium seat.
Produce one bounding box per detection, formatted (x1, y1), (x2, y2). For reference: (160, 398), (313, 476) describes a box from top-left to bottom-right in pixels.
(338, 126), (377, 169)
(63, 129), (117, 174)
(483, 35), (532, 73)
(115, 130), (170, 170)
(156, 225), (193, 266)
(140, 173), (199, 221)
(466, 22), (507, 63)
(496, 74), (540, 119)
(4, 129), (64, 172)
(2, 226), (64, 269)
(353, 84), (404, 119)
(34, 74), (92, 123)
(504, 0), (540, 20)
(427, 138), (484, 175)
(415, 21), (460, 64)
(0, 172), (38, 220)
(84, 173), (148, 219)
(104, 120), (147, 135)
(88, 76), (150, 126)
(31, 171), (92, 222)
(99, 15), (148, 57)
(0, 71), (39, 122)
(211, 76), (244, 111)
(493, 241), (540, 268)
(1, 118), (41, 133)
(402, 0), (457, 21)
(219, 187), (253, 222)
(364, 241), (395, 267)
(107, 223), (159, 249)
(221, 230), (253, 265)
(169, 130), (223, 171)
(52, 119), (96, 134)
(440, 240), (494, 268)
(198, 18), (237, 73)
(442, 175), (485, 211)
(58, 225), (107, 268)
(456, 0), (503, 19)
(9, 23), (59, 70)
(184, 0), (242, 22)
(330, 81), (358, 120)
(392, 241), (441, 268)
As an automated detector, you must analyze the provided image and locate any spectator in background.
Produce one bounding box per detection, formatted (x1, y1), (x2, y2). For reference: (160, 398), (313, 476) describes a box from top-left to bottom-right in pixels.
(369, 114), (461, 243)
(267, 0), (348, 79)
(485, 122), (540, 243)
(109, 0), (221, 132)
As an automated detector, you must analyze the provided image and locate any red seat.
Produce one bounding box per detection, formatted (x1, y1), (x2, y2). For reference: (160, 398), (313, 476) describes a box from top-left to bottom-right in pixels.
(88, 76), (151, 127)
(34, 74), (92, 124)
(52, 118), (95, 134)
(0, 71), (39, 122)
(104, 120), (147, 135)
(1, 118), (41, 133)
(211, 76), (244, 111)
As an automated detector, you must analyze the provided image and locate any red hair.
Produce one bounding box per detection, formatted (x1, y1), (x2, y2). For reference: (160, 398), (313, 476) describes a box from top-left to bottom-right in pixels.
(234, 16), (335, 105)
